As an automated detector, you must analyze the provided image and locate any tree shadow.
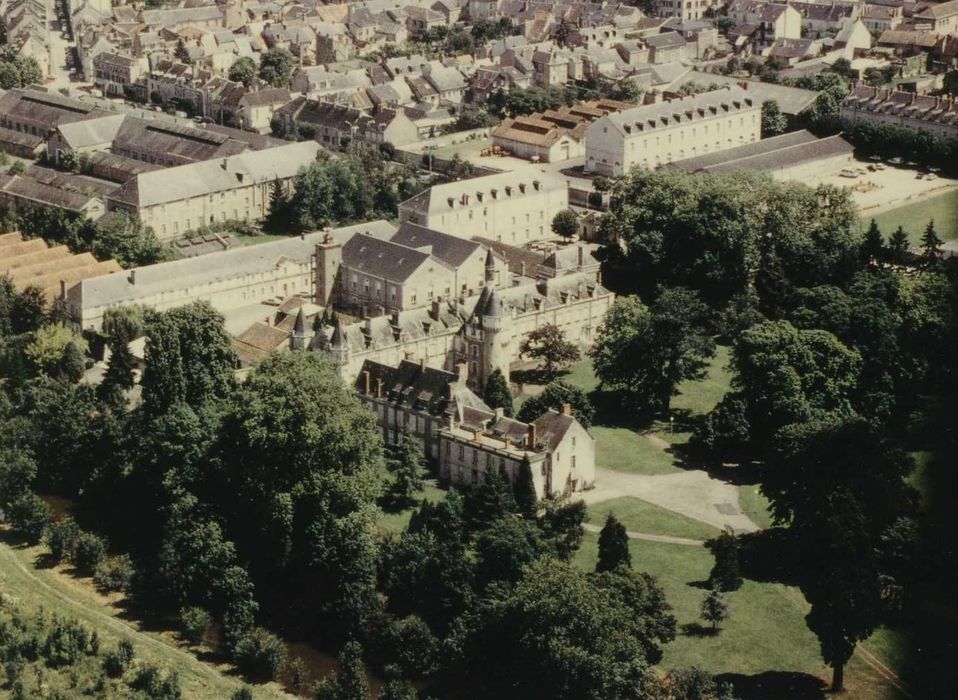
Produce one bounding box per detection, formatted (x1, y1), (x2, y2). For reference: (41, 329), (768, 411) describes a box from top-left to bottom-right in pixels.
(738, 528), (803, 586)
(688, 578), (713, 591)
(681, 622), (719, 637)
(717, 671), (827, 700)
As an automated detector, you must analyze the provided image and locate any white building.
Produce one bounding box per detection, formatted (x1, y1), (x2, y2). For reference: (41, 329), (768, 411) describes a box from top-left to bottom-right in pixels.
(65, 220), (396, 332)
(398, 167), (569, 245)
(104, 141), (321, 240)
(584, 86), (760, 176)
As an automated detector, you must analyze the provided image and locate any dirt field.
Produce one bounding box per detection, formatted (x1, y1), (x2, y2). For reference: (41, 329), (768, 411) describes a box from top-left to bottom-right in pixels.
(805, 159), (958, 217)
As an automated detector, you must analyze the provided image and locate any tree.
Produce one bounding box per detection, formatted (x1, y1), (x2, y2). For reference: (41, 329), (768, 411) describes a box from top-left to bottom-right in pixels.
(101, 306), (144, 395)
(515, 380), (594, 427)
(722, 320), (860, 447)
(263, 179), (290, 232)
(7, 492), (50, 543)
(179, 607), (212, 646)
(919, 219), (943, 270)
(943, 69), (958, 95)
(887, 225), (910, 265)
(45, 516), (80, 563)
(805, 83), (848, 135)
(228, 57), (257, 87)
(761, 99), (787, 137)
(93, 554), (135, 592)
(60, 341), (86, 383)
(701, 589), (729, 631)
(861, 218), (885, 266)
(24, 324), (88, 377)
(550, 209), (579, 240)
(539, 498), (586, 559)
(379, 680), (419, 700)
(518, 323), (580, 379)
(258, 47), (294, 87)
(174, 39), (191, 64)
(141, 302), (236, 415)
(389, 430), (424, 506)
(799, 490), (881, 692)
(666, 667), (738, 700)
(482, 368), (513, 416)
(314, 641), (369, 700)
(706, 528), (742, 592)
(591, 290), (715, 417)
(71, 531), (108, 575)
(449, 558), (668, 699)
(232, 627), (287, 681)
(93, 212), (170, 268)
(596, 512), (631, 572)
(512, 456), (538, 519)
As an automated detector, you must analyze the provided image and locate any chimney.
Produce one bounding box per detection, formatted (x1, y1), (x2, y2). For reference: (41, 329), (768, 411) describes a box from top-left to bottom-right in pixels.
(430, 296), (441, 321)
(59, 279), (66, 299)
(577, 245), (584, 267)
(420, 356), (426, 371)
(363, 370), (370, 394)
(527, 423), (537, 450)
(264, 316), (271, 326)
(376, 377), (384, 398)
(457, 362), (468, 384)
(128, 269), (136, 285)
(520, 261), (527, 276)
(494, 406), (504, 419)
(562, 403), (572, 416)
(300, 232), (305, 240)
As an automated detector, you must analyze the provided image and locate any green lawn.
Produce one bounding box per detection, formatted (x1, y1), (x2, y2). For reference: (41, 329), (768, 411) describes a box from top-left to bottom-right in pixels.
(587, 498), (720, 541)
(374, 457), (447, 535)
(670, 345), (733, 418)
(870, 190), (958, 246)
(738, 484), (775, 530)
(233, 232), (295, 247)
(591, 426), (683, 475)
(574, 533), (905, 699)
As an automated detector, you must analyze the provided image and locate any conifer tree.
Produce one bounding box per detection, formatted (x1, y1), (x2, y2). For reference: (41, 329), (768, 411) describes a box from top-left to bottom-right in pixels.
(888, 226), (910, 265)
(861, 219), (885, 266)
(596, 513), (631, 572)
(513, 456), (538, 518)
(59, 341), (86, 383)
(707, 528), (743, 592)
(919, 219), (944, 270)
(390, 431), (424, 506)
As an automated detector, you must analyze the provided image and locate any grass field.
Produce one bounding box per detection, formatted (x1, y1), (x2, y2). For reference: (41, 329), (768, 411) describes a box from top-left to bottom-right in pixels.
(574, 532), (906, 700)
(0, 531), (292, 700)
(375, 477), (447, 534)
(869, 190), (958, 246)
(737, 484), (775, 530)
(587, 497), (720, 541)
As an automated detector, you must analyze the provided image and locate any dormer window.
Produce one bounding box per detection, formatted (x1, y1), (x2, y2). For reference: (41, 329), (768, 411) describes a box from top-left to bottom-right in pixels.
(447, 197), (455, 207)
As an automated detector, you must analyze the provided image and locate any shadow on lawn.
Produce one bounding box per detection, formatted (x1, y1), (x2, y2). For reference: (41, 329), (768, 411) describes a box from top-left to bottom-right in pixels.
(717, 671), (827, 700)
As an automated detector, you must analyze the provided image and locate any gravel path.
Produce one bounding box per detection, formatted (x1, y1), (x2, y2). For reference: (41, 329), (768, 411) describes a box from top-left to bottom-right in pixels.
(583, 466), (760, 534)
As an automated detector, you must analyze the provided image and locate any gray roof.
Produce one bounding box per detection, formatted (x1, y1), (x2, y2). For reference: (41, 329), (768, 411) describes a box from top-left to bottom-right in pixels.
(668, 130), (852, 173)
(601, 87), (754, 135)
(108, 141), (321, 208)
(677, 70), (819, 115)
(342, 231), (452, 283)
(55, 114), (125, 149)
(76, 220), (396, 307)
(389, 222), (483, 268)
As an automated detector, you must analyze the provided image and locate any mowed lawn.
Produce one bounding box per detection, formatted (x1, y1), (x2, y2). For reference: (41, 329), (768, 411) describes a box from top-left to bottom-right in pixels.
(870, 190), (958, 246)
(558, 346), (733, 474)
(587, 497), (720, 541)
(574, 533), (907, 700)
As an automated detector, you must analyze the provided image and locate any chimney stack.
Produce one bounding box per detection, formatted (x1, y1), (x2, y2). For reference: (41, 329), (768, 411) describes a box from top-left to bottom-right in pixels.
(376, 377), (384, 398)
(494, 406), (504, 419)
(128, 269), (136, 285)
(527, 423), (537, 450)
(431, 296), (441, 321)
(420, 356), (426, 370)
(562, 403), (572, 416)
(264, 316), (271, 326)
(363, 369), (370, 394)
(59, 279), (66, 299)
(457, 362), (468, 384)
(577, 245), (584, 267)
(520, 260), (527, 276)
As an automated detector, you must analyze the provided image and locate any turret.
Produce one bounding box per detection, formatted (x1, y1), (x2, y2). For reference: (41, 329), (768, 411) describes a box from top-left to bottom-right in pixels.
(290, 307), (314, 350)
(480, 287), (513, 389)
(329, 317), (349, 366)
(484, 247), (497, 286)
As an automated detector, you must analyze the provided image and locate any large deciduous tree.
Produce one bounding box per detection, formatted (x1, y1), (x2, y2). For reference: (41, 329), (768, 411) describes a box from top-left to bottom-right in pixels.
(482, 368), (513, 416)
(591, 290), (715, 417)
(516, 380), (594, 427)
(518, 323), (580, 379)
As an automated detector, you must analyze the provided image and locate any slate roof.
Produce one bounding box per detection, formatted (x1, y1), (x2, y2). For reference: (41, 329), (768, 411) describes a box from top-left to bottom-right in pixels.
(112, 117), (248, 164)
(75, 220), (396, 307)
(55, 114), (125, 149)
(342, 231), (451, 283)
(354, 358), (486, 417)
(533, 409), (577, 450)
(389, 222), (485, 268)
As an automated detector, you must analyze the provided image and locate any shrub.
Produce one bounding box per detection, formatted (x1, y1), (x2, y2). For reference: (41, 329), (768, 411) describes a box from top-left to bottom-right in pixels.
(42, 617), (92, 667)
(71, 531), (108, 576)
(129, 663), (181, 700)
(103, 638), (135, 678)
(179, 607), (212, 646)
(232, 627), (287, 681)
(7, 493), (50, 544)
(93, 555), (135, 593)
(231, 687), (254, 700)
(45, 517), (80, 563)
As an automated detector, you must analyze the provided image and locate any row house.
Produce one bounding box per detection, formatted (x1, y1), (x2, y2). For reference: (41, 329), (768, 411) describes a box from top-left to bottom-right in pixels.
(92, 52), (147, 97)
(841, 84), (958, 139)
